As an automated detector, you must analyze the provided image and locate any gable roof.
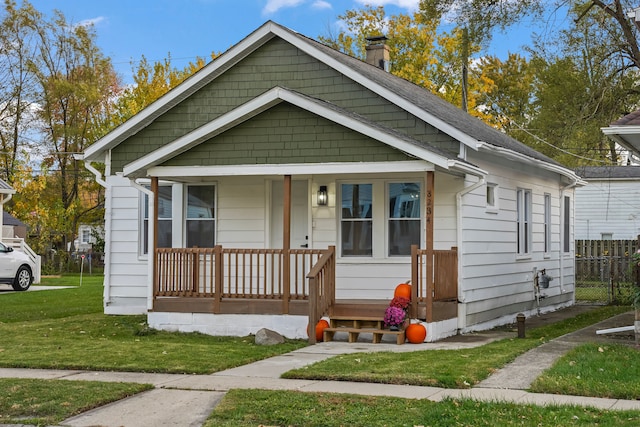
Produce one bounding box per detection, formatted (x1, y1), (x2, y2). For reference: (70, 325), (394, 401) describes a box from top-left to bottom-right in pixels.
(3, 211), (25, 227)
(123, 86), (475, 176)
(84, 21), (580, 183)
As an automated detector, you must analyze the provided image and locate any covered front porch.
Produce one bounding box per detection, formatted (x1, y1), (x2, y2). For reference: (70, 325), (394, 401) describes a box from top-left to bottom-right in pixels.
(151, 244), (458, 343)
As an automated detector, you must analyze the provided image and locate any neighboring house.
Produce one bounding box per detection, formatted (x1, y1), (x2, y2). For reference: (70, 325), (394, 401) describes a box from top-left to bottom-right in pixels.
(73, 224), (104, 252)
(3, 211), (27, 240)
(574, 166), (640, 240)
(80, 22), (583, 341)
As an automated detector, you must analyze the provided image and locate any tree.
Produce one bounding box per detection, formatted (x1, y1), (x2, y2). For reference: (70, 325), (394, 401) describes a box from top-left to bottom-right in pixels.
(24, 7), (119, 255)
(524, 3), (640, 166)
(113, 53), (214, 125)
(0, 0), (39, 184)
(319, 5), (491, 118)
(419, 0), (544, 48)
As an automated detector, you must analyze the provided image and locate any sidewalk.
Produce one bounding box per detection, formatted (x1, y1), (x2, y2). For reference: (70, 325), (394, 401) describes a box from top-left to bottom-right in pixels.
(1, 306), (639, 427)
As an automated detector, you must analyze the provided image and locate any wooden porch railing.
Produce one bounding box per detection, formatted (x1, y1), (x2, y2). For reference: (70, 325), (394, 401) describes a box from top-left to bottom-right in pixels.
(410, 245), (458, 322)
(155, 246), (324, 298)
(306, 246), (336, 344)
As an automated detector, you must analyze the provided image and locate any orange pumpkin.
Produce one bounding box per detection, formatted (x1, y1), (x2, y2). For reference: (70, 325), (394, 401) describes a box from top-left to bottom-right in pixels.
(307, 319), (330, 341)
(406, 323), (426, 344)
(394, 283), (411, 300)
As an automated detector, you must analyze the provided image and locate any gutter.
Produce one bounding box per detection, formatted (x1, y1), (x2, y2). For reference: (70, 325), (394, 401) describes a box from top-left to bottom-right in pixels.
(476, 142), (587, 186)
(76, 154), (113, 307)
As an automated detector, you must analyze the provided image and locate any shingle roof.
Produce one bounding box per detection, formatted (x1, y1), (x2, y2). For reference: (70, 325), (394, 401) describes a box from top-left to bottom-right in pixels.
(611, 110), (640, 126)
(575, 165), (640, 179)
(3, 211), (25, 227)
(284, 27), (564, 168)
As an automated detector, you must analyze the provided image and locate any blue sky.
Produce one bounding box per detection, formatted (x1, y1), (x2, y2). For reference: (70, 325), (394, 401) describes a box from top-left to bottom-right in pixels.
(22, 0), (546, 83)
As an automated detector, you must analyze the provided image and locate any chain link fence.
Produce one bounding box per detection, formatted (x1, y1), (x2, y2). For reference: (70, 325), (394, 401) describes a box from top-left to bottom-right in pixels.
(575, 240), (637, 305)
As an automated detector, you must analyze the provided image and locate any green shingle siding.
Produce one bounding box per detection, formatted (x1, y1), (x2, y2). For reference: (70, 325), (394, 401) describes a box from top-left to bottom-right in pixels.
(161, 103), (410, 167)
(111, 37), (458, 172)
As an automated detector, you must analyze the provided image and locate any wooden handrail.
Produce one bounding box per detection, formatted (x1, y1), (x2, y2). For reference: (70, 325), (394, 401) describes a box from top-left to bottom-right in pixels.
(307, 246), (336, 344)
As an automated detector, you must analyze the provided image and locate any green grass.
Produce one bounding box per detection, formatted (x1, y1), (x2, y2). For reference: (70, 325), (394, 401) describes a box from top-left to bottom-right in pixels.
(282, 306), (631, 388)
(0, 378), (152, 426)
(0, 276), (307, 373)
(531, 343), (640, 399)
(2, 275), (638, 425)
(0, 274), (104, 323)
(205, 389), (640, 427)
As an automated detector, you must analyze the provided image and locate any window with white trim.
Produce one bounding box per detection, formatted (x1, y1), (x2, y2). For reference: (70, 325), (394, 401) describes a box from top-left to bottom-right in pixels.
(544, 193), (551, 253)
(340, 183), (372, 256)
(142, 185), (173, 255)
(486, 183), (498, 211)
(186, 185), (216, 248)
(339, 180), (422, 258)
(388, 182), (421, 256)
(517, 188), (532, 255)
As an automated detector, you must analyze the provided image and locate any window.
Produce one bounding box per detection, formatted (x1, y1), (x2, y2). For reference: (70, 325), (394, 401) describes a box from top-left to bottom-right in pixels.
(486, 183), (498, 211)
(186, 185), (216, 248)
(563, 195), (571, 253)
(388, 182), (421, 256)
(81, 228), (91, 244)
(601, 233), (613, 241)
(142, 185), (173, 255)
(544, 193), (551, 253)
(517, 189), (532, 255)
(340, 183), (372, 256)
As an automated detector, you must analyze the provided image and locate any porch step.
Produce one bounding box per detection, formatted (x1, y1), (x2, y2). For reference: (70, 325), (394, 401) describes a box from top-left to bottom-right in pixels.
(323, 327), (405, 345)
(323, 315), (405, 345)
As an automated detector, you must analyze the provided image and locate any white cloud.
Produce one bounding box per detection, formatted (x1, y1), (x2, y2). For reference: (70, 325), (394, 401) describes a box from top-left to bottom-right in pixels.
(263, 0), (306, 15)
(354, 0), (420, 11)
(311, 0), (332, 10)
(75, 16), (106, 29)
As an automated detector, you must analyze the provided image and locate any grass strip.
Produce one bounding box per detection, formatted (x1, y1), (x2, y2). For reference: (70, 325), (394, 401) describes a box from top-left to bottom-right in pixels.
(531, 342), (640, 399)
(205, 389), (640, 427)
(282, 306), (630, 388)
(0, 378), (152, 426)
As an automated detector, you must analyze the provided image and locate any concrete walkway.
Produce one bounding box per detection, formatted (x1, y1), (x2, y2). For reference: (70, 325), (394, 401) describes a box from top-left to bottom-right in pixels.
(1, 308), (639, 427)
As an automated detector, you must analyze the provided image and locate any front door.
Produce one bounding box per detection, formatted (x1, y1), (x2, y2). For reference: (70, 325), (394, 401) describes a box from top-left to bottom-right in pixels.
(271, 180), (309, 249)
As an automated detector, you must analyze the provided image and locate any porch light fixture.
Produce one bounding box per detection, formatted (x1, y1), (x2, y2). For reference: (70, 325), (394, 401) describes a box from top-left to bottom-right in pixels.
(317, 185), (328, 206)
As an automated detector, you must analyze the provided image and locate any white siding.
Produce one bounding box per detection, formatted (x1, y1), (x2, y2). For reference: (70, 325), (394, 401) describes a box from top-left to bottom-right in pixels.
(575, 179), (640, 240)
(104, 174), (148, 314)
(458, 153), (575, 330)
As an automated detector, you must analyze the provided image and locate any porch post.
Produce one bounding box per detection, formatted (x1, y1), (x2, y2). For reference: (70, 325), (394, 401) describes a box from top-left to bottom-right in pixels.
(425, 171), (434, 323)
(282, 175), (291, 313)
(151, 177), (159, 298)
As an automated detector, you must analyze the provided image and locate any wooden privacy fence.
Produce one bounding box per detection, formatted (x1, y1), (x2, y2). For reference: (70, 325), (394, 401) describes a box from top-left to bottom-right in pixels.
(575, 239), (638, 304)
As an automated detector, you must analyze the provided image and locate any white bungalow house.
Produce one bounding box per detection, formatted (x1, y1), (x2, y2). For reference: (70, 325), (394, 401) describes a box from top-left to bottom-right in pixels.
(80, 22), (583, 342)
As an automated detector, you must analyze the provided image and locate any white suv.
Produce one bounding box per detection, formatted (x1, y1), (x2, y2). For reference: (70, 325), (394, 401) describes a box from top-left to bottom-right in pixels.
(0, 242), (34, 291)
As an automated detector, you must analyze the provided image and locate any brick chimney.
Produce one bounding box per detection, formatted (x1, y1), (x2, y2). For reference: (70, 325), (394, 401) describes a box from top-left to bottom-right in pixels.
(365, 35), (390, 72)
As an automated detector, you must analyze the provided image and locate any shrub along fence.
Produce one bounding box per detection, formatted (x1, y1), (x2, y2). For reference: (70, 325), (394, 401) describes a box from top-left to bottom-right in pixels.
(575, 239), (638, 304)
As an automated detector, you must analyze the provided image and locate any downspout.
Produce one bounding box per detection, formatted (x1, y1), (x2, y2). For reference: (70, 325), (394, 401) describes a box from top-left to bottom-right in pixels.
(77, 155), (112, 306)
(129, 179), (155, 311)
(455, 170), (486, 331)
(559, 179), (580, 296)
